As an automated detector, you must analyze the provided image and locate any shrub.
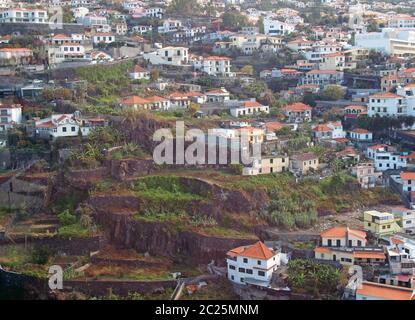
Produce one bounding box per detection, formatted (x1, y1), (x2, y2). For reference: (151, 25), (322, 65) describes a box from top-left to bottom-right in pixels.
(30, 246), (51, 265)
(58, 209), (77, 226)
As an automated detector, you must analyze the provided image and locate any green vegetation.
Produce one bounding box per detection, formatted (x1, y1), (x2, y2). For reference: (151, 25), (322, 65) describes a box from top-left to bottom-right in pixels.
(320, 85), (346, 101)
(288, 259), (346, 298)
(356, 115), (415, 134)
(261, 187), (318, 230)
(222, 10), (249, 30)
(75, 61), (134, 102)
(57, 209), (94, 239)
(109, 143), (148, 160)
(132, 176), (206, 216)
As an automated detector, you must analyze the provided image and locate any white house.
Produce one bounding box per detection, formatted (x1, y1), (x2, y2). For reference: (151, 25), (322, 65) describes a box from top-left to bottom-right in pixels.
(35, 113), (106, 140)
(132, 25), (152, 35)
(400, 172), (415, 193)
(229, 100), (269, 117)
(390, 207), (415, 230)
(92, 33), (115, 45)
(143, 46), (189, 66)
(349, 128), (373, 142)
(128, 65), (150, 80)
(48, 43), (86, 64)
(226, 241), (282, 286)
(0, 102), (22, 131)
(368, 92), (405, 117)
(263, 16), (296, 35)
(312, 121), (345, 141)
(158, 19), (182, 33)
(192, 56), (233, 77)
(145, 7), (163, 19)
(206, 88), (230, 102)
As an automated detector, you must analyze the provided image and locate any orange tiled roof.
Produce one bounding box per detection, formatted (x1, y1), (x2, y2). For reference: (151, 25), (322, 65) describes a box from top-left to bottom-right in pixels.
(400, 172), (415, 180)
(283, 102), (312, 112)
(241, 101), (263, 108)
(351, 128), (370, 134)
(320, 227), (366, 240)
(313, 124), (332, 132)
(357, 282), (415, 300)
(121, 96), (149, 105)
(370, 92), (402, 99)
(227, 241), (274, 260)
(129, 65), (148, 73)
(353, 251), (385, 259)
(307, 69), (338, 75)
(145, 95), (168, 103)
(265, 121), (284, 131)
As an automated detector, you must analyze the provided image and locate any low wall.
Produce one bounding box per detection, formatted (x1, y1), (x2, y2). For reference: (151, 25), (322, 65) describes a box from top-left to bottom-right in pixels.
(64, 279), (176, 296)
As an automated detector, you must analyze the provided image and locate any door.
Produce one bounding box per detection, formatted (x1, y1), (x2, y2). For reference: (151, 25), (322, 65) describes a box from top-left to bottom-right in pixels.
(333, 254), (337, 261)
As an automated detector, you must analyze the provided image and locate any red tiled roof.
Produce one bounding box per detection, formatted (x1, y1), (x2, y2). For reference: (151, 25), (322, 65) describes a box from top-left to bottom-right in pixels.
(241, 101), (263, 108)
(313, 124), (332, 132)
(283, 102), (312, 112)
(400, 172), (415, 180)
(121, 96), (149, 105)
(227, 241), (274, 260)
(370, 92), (402, 99)
(265, 121), (285, 131)
(357, 282), (415, 300)
(351, 128), (370, 134)
(320, 227), (366, 240)
(129, 65), (148, 73)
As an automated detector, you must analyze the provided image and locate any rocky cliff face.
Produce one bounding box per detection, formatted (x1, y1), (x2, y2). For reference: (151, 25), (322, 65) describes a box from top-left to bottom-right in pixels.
(87, 176), (269, 265)
(94, 209), (255, 265)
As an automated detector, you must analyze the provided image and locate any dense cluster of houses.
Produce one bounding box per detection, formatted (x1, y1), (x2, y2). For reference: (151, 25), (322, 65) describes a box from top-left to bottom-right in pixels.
(4, 0), (415, 301)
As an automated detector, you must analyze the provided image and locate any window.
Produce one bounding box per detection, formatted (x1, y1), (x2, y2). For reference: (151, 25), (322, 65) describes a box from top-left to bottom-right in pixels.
(229, 265), (235, 270)
(258, 271), (265, 277)
(257, 260), (261, 265)
(62, 127), (67, 132)
(238, 268), (245, 273)
(246, 269), (253, 275)
(71, 126), (76, 132)
(243, 258), (248, 263)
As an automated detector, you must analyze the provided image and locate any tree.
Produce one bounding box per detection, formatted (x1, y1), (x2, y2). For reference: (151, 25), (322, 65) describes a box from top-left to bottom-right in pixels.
(320, 85), (346, 101)
(222, 11), (248, 30)
(240, 65), (254, 76)
(188, 102), (200, 115)
(150, 68), (160, 81)
(257, 16), (264, 34)
(167, 0), (201, 15)
(58, 209), (77, 226)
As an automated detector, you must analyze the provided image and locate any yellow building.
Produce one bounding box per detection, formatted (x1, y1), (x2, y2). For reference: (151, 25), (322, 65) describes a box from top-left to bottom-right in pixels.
(363, 210), (401, 236)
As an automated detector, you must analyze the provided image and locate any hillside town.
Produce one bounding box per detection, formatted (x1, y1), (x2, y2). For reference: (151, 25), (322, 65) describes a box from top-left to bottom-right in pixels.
(1, 0), (415, 301)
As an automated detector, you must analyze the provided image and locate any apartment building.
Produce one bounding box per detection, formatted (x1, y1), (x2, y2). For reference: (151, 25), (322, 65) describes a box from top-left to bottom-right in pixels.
(302, 69), (344, 86)
(0, 103), (22, 131)
(364, 210), (401, 236)
(192, 56), (233, 77)
(0, 8), (48, 23)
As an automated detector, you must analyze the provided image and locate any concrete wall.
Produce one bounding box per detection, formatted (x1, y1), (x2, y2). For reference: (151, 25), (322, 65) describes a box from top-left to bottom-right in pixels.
(0, 23), (85, 36)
